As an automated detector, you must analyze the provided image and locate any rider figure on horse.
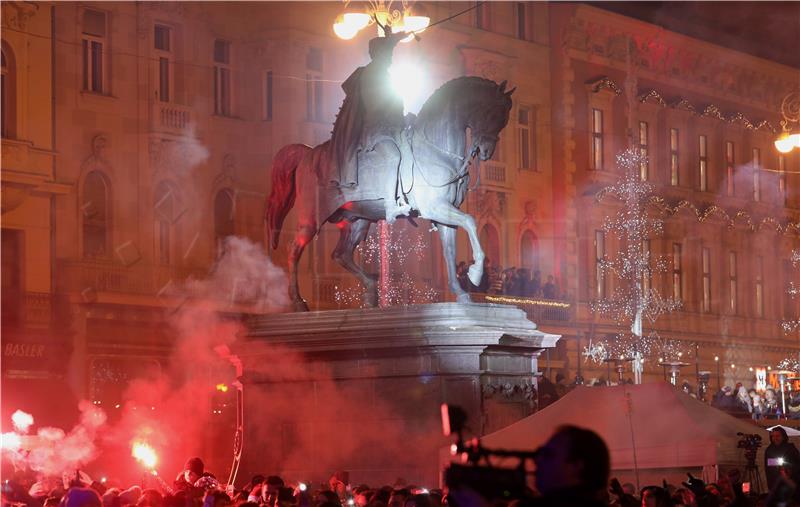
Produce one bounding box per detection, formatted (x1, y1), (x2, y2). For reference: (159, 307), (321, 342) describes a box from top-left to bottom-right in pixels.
(333, 28), (412, 224)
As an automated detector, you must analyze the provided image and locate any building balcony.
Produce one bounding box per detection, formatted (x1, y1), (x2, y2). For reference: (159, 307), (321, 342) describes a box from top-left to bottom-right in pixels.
(480, 161), (509, 189)
(150, 102), (194, 137)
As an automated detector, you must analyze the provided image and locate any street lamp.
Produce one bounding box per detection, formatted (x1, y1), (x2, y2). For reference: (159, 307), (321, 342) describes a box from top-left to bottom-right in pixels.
(333, 1), (430, 41)
(775, 90), (800, 154)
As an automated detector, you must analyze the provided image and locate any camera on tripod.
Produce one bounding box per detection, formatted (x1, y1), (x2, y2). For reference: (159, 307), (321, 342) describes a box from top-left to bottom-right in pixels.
(737, 433), (763, 451)
(440, 404), (535, 503)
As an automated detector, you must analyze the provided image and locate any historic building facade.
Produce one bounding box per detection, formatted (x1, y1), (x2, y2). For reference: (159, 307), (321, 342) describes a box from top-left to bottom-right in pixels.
(1, 1), (798, 451)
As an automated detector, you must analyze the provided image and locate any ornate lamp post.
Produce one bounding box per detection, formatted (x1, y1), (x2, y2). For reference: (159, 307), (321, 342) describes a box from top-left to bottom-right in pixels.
(775, 90), (800, 153)
(333, 1), (430, 41)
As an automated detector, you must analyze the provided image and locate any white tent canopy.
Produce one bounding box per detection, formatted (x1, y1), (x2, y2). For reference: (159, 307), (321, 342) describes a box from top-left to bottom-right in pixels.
(767, 425), (800, 437)
(481, 383), (763, 485)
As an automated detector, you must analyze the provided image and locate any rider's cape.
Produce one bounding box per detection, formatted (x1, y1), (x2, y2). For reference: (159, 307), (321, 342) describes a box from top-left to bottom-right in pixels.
(332, 66), (365, 187)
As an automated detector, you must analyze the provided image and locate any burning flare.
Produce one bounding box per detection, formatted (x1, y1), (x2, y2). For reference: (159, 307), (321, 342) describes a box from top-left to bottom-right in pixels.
(132, 442), (158, 469)
(11, 410), (34, 433)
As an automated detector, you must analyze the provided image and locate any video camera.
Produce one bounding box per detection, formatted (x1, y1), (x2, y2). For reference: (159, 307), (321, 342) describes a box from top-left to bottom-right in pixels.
(736, 433), (763, 451)
(441, 404), (535, 503)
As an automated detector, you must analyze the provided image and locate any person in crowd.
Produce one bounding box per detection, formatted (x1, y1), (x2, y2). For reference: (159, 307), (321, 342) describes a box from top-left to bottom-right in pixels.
(538, 376), (560, 409)
(174, 457), (205, 494)
(488, 264), (503, 294)
(542, 276), (557, 299)
(734, 386), (752, 414)
(456, 262), (470, 292)
(531, 271), (542, 298)
(765, 426), (800, 491)
(531, 425), (610, 506)
(764, 388), (779, 417)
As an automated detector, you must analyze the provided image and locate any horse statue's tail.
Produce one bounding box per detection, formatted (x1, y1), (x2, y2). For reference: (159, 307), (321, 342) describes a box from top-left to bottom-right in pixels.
(266, 144), (310, 250)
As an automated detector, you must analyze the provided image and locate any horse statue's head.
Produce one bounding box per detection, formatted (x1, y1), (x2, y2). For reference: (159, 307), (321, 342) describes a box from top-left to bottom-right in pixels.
(469, 79), (515, 161)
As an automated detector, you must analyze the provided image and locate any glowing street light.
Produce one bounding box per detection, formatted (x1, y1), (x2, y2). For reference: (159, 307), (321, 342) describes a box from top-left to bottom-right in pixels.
(333, 1), (429, 42)
(775, 90), (800, 153)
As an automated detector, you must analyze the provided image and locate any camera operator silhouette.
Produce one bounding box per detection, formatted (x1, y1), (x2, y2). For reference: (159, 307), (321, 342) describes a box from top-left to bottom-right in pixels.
(765, 426), (800, 492)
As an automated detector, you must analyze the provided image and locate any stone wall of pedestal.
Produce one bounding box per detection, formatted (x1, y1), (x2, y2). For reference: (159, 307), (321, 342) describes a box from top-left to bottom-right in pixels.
(230, 303), (559, 487)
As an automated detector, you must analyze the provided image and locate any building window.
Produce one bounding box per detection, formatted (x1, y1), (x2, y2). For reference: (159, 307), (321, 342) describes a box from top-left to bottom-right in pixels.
(595, 230), (605, 299)
(1, 229), (23, 326)
(728, 251), (737, 314)
(306, 48), (323, 122)
(154, 182), (176, 265)
(82, 171), (110, 258)
(1, 45), (15, 139)
(702, 247), (711, 312)
(262, 70), (273, 121)
(475, 1), (490, 30)
(214, 189), (235, 257)
(82, 9), (108, 93)
(517, 105), (536, 170)
(154, 25), (172, 103)
(520, 230), (538, 271)
(726, 141), (735, 196)
(591, 109), (603, 170)
(672, 243), (682, 300)
(755, 255), (764, 318)
(641, 239), (651, 294)
(213, 39), (231, 116)
(699, 134), (708, 191)
(670, 128), (679, 186)
(638, 121), (649, 181)
(515, 2), (527, 40)
(752, 147), (761, 202)
(779, 155), (787, 206)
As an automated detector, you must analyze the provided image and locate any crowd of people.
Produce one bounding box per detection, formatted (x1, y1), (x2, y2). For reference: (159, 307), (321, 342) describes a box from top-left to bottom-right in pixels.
(3, 425), (800, 507)
(456, 260), (560, 300)
(711, 384), (789, 420)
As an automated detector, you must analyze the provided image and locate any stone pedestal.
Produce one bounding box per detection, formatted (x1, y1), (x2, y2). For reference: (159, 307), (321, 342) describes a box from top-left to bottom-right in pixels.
(231, 303), (558, 487)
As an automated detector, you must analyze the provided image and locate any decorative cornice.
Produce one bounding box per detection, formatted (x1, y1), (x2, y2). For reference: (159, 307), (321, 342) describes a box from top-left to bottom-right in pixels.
(669, 98), (697, 114)
(586, 76), (622, 96)
(727, 112), (755, 130)
(637, 89), (667, 107)
(701, 104), (725, 120)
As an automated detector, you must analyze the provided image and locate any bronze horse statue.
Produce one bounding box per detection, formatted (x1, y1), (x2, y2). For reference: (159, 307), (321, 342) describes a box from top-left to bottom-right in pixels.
(266, 76), (514, 311)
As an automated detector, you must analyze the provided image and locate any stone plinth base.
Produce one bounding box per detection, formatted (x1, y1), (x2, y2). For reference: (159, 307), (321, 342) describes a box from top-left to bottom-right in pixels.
(231, 303), (559, 487)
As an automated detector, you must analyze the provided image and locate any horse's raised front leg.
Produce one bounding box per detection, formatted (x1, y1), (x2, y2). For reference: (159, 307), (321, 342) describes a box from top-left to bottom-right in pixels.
(332, 219), (378, 307)
(438, 223), (471, 303)
(288, 219), (318, 312)
(420, 199), (485, 287)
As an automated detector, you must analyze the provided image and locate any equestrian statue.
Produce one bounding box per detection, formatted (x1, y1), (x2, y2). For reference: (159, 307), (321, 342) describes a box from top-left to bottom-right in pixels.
(266, 31), (514, 311)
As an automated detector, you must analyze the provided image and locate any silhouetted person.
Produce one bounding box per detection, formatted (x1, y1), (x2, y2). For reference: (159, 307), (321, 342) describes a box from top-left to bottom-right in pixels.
(530, 425), (610, 506)
(765, 426), (800, 491)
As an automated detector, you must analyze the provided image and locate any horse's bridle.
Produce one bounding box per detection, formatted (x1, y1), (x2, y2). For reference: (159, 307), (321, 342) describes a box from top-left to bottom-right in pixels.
(412, 129), (481, 189)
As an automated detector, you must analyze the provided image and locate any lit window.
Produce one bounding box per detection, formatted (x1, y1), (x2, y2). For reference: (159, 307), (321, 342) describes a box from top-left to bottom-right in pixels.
(755, 256), (764, 318)
(595, 230), (605, 299)
(670, 128), (679, 186)
(82, 9), (108, 93)
(779, 155), (787, 206)
(518, 106), (536, 170)
(154, 25), (172, 103)
(306, 48), (323, 122)
(591, 109), (603, 170)
(672, 243), (682, 300)
(729, 251), (737, 314)
(262, 70), (273, 121)
(699, 135), (708, 191)
(515, 2), (527, 40)
(702, 247), (711, 312)
(213, 40), (231, 116)
(638, 121), (648, 181)
(752, 147), (761, 202)
(726, 141), (735, 196)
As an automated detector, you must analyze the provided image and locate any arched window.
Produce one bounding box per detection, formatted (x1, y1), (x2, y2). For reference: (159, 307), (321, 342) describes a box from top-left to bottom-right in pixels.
(520, 230), (539, 271)
(154, 182), (176, 265)
(479, 223), (500, 267)
(213, 188), (235, 256)
(82, 171), (110, 258)
(1, 42), (16, 138)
